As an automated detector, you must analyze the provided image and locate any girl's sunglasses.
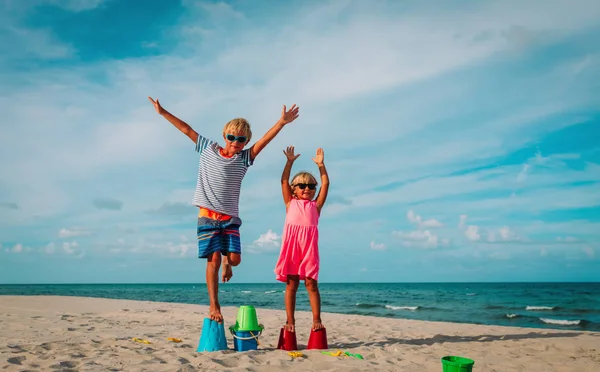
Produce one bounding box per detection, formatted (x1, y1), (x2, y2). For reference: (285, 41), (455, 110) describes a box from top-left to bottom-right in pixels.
(226, 134), (247, 143)
(296, 183), (317, 190)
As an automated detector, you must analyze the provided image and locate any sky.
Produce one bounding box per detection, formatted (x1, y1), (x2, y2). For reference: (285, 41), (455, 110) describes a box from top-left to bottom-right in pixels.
(1, 0), (599, 284)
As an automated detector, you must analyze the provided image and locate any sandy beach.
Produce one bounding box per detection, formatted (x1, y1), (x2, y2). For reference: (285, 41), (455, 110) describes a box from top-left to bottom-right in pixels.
(0, 296), (599, 371)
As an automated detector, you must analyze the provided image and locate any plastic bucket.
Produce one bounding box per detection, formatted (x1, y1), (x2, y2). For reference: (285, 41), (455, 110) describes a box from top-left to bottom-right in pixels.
(233, 306), (261, 331)
(197, 318), (228, 352)
(441, 356), (474, 372)
(231, 329), (262, 351)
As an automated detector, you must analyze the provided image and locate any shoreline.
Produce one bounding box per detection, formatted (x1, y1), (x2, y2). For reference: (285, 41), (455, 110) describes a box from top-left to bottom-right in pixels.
(1, 296), (599, 371)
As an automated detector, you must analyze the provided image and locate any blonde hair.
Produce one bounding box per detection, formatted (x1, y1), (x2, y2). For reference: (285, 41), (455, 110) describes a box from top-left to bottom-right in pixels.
(290, 171), (317, 187)
(223, 118), (252, 143)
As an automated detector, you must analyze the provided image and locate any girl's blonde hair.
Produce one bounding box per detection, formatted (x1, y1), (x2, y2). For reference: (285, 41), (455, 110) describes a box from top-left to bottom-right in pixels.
(290, 171), (317, 187)
(223, 118), (252, 142)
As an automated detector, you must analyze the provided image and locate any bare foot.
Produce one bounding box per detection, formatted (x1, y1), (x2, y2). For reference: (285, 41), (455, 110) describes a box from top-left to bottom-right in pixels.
(221, 256), (233, 283)
(312, 319), (324, 331)
(284, 321), (295, 332)
(209, 305), (223, 323)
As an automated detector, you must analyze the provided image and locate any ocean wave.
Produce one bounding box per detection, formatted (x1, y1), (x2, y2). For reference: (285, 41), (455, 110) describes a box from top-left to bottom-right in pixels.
(355, 303), (380, 309)
(264, 290), (277, 294)
(466, 293), (477, 296)
(526, 306), (555, 311)
(241, 290), (252, 294)
(505, 313), (520, 319)
(539, 318), (581, 326)
(385, 305), (420, 311)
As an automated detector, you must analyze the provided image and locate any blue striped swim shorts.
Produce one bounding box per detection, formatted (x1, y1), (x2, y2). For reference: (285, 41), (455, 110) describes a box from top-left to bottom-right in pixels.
(197, 216), (243, 258)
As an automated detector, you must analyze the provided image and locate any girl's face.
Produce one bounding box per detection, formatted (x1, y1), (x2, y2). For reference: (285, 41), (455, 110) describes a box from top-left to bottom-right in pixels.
(292, 178), (317, 200)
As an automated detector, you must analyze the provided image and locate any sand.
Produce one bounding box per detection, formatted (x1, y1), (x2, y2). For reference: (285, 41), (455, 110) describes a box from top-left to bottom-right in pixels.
(1, 296), (599, 371)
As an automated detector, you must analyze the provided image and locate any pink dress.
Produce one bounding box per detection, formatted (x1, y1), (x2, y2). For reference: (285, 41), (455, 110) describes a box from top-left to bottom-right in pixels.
(274, 199), (320, 282)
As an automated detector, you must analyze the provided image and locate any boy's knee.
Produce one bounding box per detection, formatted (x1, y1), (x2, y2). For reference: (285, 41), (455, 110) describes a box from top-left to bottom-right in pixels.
(228, 254), (241, 266)
(206, 252), (222, 268)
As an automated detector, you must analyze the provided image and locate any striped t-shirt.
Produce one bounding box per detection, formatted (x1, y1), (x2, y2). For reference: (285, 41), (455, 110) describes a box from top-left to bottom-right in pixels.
(192, 135), (253, 217)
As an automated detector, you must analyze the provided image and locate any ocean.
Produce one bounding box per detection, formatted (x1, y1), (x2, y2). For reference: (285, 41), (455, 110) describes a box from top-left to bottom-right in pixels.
(1, 282), (599, 332)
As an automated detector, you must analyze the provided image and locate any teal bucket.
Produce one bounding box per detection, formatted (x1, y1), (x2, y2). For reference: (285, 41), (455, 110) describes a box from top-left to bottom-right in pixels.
(197, 318), (227, 352)
(441, 356), (474, 372)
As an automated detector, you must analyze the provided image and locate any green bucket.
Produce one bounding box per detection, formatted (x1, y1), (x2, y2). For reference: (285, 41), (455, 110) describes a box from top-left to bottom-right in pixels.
(231, 305), (263, 332)
(441, 356), (474, 372)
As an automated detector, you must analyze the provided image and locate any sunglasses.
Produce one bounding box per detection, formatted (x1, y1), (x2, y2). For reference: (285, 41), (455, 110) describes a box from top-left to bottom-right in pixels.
(295, 183), (317, 190)
(226, 134), (248, 143)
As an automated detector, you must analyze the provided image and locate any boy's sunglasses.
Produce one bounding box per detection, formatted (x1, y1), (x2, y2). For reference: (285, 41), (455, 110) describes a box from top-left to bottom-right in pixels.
(226, 134), (247, 143)
(296, 183), (317, 190)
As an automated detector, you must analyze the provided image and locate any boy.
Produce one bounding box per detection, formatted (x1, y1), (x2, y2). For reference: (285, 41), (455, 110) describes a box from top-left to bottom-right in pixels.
(148, 96), (300, 322)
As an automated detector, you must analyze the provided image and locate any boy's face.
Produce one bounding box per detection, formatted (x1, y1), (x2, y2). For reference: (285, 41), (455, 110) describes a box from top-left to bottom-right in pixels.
(223, 131), (249, 154)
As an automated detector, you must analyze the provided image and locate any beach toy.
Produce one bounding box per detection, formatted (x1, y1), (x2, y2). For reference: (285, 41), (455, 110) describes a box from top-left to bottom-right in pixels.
(197, 318), (228, 352)
(321, 350), (344, 357)
(277, 327), (298, 351)
(344, 351), (364, 359)
(288, 351), (303, 358)
(167, 337), (182, 343)
(321, 350), (365, 359)
(132, 338), (151, 344)
(441, 356), (475, 372)
(229, 306), (264, 352)
(307, 328), (328, 350)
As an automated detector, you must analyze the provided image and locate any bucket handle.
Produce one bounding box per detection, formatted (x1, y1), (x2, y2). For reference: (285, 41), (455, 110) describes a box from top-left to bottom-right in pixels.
(230, 330), (262, 345)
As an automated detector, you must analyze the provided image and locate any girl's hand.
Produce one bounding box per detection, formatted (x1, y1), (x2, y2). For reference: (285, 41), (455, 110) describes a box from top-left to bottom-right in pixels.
(280, 104), (300, 125)
(283, 146), (301, 161)
(312, 148), (324, 165)
(148, 97), (165, 115)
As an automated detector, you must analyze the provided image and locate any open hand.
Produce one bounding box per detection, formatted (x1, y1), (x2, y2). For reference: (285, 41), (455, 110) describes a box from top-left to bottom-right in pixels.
(312, 148), (324, 165)
(148, 96), (165, 115)
(280, 104), (300, 125)
(283, 146), (301, 161)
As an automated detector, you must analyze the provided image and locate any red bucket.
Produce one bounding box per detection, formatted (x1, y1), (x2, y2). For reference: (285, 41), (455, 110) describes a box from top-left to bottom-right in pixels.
(277, 328), (298, 351)
(307, 328), (328, 350)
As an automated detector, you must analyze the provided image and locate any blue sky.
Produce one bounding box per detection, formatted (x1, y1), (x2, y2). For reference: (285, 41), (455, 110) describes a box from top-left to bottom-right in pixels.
(1, 0), (599, 284)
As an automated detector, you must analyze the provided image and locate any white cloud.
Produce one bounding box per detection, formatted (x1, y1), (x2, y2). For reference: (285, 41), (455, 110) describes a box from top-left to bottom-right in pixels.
(487, 226), (522, 243)
(58, 228), (93, 238)
(465, 225), (481, 241)
(407, 210), (443, 229)
(247, 229), (281, 254)
(167, 242), (193, 257)
(516, 163), (530, 183)
(393, 230), (440, 249)
(11, 244), (23, 253)
(62, 241), (78, 253)
(556, 236), (579, 243)
(370, 241), (386, 251)
(582, 245), (595, 259)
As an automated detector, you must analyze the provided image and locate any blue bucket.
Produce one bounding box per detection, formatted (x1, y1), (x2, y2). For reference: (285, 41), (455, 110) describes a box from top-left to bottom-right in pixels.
(230, 329), (262, 351)
(197, 318), (228, 352)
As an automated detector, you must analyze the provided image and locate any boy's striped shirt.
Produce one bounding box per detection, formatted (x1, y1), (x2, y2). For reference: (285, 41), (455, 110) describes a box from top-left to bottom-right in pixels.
(192, 135), (253, 217)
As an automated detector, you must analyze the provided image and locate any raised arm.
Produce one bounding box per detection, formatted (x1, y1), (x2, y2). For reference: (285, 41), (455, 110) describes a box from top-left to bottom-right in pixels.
(281, 146), (300, 207)
(313, 148), (330, 212)
(250, 104), (300, 160)
(148, 97), (198, 144)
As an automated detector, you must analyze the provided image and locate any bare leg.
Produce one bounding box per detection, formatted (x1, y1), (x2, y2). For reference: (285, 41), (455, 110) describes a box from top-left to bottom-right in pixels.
(305, 278), (324, 330)
(222, 252), (241, 283)
(206, 252), (223, 322)
(284, 275), (300, 332)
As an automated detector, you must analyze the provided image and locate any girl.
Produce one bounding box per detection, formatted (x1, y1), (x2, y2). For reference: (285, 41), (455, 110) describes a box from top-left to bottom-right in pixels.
(274, 145), (330, 332)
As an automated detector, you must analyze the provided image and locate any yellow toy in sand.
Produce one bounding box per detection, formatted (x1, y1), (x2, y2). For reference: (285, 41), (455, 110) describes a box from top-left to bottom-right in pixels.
(321, 350), (364, 359)
(132, 338), (151, 344)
